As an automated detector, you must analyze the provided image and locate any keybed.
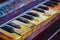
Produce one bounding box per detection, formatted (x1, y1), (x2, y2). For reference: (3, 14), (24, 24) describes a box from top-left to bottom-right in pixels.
(0, 0), (60, 40)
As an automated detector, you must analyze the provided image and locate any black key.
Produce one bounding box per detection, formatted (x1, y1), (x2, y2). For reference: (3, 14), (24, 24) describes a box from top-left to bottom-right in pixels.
(49, 1), (58, 5)
(8, 22), (21, 29)
(44, 1), (56, 7)
(16, 17), (29, 24)
(51, 1), (59, 4)
(21, 15), (34, 20)
(38, 6), (49, 10)
(44, 2), (55, 7)
(1, 25), (21, 35)
(1, 26), (15, 33)
(26, 12), (39, 17)
(32, 8), (45, 13)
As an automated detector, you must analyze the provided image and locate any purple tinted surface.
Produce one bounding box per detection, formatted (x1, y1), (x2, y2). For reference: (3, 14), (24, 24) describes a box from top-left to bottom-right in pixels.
(0, 0), (44, 25)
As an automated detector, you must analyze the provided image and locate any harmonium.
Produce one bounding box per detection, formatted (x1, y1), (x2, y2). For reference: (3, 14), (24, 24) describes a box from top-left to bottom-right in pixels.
(0, 0), (60, 40)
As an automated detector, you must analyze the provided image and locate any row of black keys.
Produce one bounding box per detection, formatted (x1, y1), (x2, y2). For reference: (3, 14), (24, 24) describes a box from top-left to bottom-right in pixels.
(44, 0), (60, 7)
(0, 0), (60, 34)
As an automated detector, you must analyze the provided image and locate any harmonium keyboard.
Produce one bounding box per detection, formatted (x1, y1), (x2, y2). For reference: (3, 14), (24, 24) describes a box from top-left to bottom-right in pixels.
(0, 0), (60, 40)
